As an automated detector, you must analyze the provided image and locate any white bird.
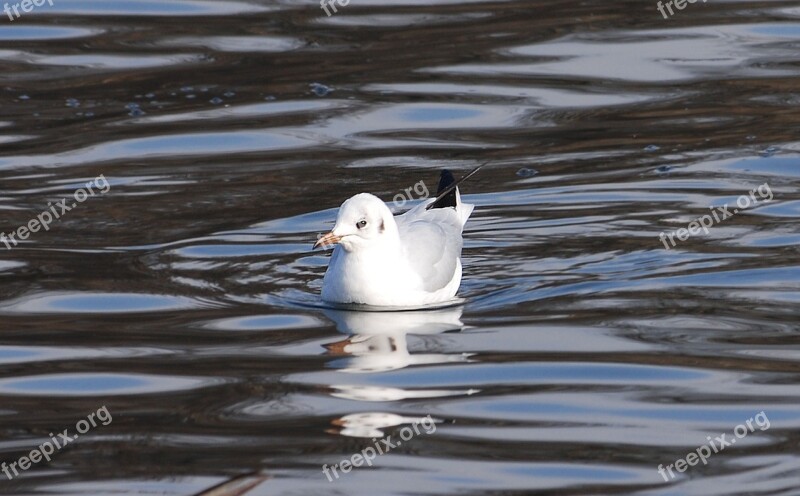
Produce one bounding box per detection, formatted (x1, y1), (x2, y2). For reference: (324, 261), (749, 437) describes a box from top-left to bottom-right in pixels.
(313, 168), (480, 308)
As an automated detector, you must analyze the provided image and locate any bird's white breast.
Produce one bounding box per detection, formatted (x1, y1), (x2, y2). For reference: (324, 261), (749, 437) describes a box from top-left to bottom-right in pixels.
(321, 244), (461, 307)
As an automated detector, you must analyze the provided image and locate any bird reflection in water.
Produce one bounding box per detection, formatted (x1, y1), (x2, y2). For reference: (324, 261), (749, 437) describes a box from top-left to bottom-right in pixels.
(321, 306), (478, 438)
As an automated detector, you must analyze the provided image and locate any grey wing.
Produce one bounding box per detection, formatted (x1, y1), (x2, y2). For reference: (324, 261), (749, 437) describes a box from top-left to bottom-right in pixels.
(398, 211), (463, 292)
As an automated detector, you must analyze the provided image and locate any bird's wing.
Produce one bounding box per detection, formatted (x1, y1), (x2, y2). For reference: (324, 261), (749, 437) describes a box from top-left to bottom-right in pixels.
(396, 207), (464, 292)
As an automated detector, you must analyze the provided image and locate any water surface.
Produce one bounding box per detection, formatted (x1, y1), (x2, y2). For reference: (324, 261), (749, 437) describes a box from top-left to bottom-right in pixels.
(1, 0), (799, 494)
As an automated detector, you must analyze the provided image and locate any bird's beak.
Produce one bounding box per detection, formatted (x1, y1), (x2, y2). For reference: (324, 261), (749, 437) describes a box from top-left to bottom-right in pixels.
(314, 231), (341, 250)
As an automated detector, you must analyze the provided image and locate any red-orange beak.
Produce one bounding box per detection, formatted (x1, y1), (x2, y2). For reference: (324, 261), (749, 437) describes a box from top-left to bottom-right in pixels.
(313, 231), (341, 250)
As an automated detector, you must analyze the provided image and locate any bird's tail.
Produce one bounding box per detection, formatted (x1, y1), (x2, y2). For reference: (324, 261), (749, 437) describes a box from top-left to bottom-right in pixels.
(429, 169), (475, 228)
(431, 170), (458, 209)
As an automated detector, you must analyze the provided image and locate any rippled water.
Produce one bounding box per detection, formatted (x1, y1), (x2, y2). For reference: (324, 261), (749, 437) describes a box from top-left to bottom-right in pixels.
(1, 1), (799, 495)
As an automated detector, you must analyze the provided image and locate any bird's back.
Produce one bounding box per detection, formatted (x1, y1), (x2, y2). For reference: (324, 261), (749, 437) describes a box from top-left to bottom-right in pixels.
(395, 170), (473, 293)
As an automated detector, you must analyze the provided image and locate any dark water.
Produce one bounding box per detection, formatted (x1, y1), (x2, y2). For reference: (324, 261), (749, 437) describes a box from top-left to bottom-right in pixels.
(1, 0), (799, 494)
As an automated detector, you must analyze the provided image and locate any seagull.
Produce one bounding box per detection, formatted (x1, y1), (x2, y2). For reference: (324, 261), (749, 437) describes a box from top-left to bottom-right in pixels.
(313, 167), (480, 308)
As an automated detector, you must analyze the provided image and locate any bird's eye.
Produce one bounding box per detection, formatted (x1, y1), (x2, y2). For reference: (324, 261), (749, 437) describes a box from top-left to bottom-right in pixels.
(356, 220), (367, 229)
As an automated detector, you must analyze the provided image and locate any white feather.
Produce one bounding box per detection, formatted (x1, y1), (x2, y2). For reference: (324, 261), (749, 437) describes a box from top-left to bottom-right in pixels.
(319, 186), (473, 307)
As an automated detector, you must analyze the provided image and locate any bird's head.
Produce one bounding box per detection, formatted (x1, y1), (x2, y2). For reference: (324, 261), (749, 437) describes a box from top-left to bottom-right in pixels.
(314, 193), (396, 252)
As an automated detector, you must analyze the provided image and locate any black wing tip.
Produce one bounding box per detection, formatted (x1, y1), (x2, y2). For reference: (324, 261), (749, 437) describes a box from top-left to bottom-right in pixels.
(431, 169), (457, 209)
